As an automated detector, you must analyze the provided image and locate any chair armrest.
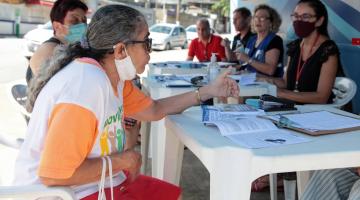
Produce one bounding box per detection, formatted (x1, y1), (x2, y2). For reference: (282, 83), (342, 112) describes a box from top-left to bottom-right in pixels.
(0, 184), (76, 200)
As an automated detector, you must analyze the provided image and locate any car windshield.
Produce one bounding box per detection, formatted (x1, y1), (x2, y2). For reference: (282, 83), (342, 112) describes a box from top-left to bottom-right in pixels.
(150, 25), (172, 34)
(43, 21), (53, 30)
(186, 27), (196, 32)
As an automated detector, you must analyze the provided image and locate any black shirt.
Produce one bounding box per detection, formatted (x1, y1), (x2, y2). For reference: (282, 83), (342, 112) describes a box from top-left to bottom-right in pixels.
(231, 31), (255, 51)
(286, 39), (344, 103)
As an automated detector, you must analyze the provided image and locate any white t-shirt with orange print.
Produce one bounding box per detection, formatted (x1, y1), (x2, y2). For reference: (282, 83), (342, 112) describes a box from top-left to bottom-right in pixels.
(13, 58), (153, 199)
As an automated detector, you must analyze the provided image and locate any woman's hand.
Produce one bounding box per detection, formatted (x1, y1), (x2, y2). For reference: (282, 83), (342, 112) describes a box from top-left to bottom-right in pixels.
(221, 38), (231, 47)
(113, 149), (142, 183)
(208, 68), (239, 98)
(123, 117), (140, 150)
(235, 52), (249, 62)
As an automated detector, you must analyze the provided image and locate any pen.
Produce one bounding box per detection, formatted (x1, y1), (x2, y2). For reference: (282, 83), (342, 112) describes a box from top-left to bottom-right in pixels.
(264, 139), (286, 144)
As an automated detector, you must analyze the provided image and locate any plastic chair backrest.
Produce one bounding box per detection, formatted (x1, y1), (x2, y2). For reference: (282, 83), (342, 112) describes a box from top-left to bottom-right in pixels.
(338, 44), (360, 114)
(332, 77), (357, 107)
(11, 84), (27, 107)
(10, 84), (30, 123)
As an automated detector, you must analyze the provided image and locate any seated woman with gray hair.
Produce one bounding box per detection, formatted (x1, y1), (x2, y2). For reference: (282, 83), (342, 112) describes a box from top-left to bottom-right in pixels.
(13, 4), (239, 200)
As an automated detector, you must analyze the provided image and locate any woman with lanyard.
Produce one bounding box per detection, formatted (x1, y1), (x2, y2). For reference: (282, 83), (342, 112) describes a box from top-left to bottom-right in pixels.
(236, 4), (284, 78)
(260, 0), (343, 104)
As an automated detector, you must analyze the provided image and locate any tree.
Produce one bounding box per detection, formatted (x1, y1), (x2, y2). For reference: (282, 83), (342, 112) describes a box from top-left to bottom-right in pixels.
(211, 0), (230, 17)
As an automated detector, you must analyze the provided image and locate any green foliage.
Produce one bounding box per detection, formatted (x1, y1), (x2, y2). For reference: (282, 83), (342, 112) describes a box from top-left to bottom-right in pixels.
(211, 0), (230, 17)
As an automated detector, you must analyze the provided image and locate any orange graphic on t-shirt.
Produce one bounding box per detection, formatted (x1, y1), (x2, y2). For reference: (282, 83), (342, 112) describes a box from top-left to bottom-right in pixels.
(100, 126), (110, 156)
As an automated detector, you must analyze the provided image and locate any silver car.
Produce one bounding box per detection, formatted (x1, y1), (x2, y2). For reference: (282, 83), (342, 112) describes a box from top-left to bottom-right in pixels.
(150, 23), (187, 50)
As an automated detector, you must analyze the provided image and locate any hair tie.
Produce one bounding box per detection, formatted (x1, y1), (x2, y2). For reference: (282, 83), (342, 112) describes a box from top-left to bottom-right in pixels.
(80, 37), (91, 50)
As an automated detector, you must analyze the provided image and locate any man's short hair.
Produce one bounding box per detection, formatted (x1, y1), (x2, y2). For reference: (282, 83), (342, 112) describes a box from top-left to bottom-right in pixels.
(50, 0), (88, 23)
(233, 7), (251, 19)
(197, 18), (210, 30)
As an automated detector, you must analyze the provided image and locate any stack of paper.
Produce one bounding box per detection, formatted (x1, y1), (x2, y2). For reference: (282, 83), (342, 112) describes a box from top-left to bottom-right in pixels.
(228, 73), (257, 86)
(263, 111), (360, 134)
(201, 105), (312, 148)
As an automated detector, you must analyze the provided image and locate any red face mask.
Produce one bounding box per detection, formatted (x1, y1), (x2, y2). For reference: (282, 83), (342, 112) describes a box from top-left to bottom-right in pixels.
(293, 20), (316, 38)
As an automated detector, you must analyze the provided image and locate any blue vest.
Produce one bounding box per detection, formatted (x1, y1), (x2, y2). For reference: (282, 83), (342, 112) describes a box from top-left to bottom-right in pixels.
(244, 33), (283, 77)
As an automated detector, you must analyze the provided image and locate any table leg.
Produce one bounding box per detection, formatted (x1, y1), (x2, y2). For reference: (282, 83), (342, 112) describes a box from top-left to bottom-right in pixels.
(209, 153), (253, 200)
(150, 119), (167, 179)
(163, 126), (184, 185)
(297, 171), (312, 199)
(140, 121), (151, 174)
(269, 173), (278, 200)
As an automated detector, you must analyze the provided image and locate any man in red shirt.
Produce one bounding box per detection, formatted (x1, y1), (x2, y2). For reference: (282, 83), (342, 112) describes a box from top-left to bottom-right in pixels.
(187, 19), (226, 62)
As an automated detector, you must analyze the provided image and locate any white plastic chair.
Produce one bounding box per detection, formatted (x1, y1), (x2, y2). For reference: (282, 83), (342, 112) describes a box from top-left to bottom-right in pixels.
(331, 77), (357, 108)
(0, 134), (74, 200)
(10, 83), (31, 124)
(0, 184), (76, 200)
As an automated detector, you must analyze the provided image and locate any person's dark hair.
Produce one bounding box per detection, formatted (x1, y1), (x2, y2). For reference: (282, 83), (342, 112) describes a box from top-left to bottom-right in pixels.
(50, 0), (88, 24)
(27, 5), (147, 112)
(254, 4), (282, 33)
(297, 0), (329, 37)
(197, 18), (210, 31)
(233, 7), (252, 19)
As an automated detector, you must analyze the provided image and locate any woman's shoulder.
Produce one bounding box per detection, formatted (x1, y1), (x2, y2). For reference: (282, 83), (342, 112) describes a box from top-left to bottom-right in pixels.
(286, 39), (301, 56)
(318, 39), (340, 62)
(272, 34), (283, 42)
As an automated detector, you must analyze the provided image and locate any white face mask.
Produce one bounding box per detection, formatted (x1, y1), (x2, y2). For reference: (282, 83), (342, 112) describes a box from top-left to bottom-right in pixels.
(114, 48), (137, 81)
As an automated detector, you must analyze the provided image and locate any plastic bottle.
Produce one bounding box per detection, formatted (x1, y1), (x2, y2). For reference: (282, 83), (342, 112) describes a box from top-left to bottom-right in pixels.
(233, 40), (244, 53)
(208, 53), (220, 83)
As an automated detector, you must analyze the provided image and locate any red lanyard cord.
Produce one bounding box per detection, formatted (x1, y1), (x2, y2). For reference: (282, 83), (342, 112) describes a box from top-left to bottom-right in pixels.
(295, 33), (320, 86)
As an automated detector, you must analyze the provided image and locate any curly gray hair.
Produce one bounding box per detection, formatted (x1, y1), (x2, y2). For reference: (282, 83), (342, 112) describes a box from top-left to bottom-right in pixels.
(253, 4), (282, 33)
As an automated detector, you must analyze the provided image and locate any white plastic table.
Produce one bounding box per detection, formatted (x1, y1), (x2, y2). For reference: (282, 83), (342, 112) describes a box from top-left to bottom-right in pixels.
(140, 77), (277, 178)
(163, 105), (360, 200)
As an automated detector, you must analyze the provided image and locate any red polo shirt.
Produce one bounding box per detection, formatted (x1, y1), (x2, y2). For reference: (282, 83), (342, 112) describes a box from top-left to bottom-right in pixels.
(188, 34), (225, 62)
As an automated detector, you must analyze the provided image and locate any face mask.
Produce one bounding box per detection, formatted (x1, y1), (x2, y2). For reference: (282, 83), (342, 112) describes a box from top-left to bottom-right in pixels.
(64, 23), (87, 43)
(293, 20), (316, 38)
(114, 49), (137, 81)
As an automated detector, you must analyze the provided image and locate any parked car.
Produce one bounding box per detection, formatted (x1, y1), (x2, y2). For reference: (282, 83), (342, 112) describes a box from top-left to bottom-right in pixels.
(150, 23), (187, 50)
(23, 21), (53, 60)
(185, 24), (219, 43)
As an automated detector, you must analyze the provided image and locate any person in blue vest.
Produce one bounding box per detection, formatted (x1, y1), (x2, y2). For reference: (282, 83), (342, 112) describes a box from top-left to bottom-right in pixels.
(236, 4), (284, 77)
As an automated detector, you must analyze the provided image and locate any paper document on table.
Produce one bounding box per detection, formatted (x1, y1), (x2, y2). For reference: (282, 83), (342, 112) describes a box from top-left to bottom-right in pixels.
(283, 111), (360, 130)
(202, 105), (311, 148)
(209, 118), (277, 136)
(164, 80), (193, 87)
(202, 105), (264, 123)
(228, 73), (256, 86)
(227, 129), (312, 148)
(261, 110), (360, 135)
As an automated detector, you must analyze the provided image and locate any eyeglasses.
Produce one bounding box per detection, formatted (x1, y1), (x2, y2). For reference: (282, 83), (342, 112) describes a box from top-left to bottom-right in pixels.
(290, 13), (316, 21)
(125, 38), (152, 53)
(253, 16), (270, 22)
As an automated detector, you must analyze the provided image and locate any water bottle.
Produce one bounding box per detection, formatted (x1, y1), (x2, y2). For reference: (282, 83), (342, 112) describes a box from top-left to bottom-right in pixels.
(208, 53), (220, 83)
(233, 40), (244, 53)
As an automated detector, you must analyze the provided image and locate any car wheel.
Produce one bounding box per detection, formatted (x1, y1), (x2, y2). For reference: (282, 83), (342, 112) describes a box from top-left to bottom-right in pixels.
(165, 43), (171, 50)
(182, 41), (187, 49)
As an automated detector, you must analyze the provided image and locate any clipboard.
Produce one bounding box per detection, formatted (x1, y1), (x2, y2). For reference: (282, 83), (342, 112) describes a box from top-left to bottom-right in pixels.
(260, 110), (360, 136)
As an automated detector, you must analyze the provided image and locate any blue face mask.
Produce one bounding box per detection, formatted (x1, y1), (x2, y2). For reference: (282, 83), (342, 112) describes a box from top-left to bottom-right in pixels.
(64, 23), (87, 43)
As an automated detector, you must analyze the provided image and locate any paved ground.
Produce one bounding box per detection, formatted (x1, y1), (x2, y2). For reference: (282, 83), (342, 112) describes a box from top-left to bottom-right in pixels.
(0, 38), (284, 199)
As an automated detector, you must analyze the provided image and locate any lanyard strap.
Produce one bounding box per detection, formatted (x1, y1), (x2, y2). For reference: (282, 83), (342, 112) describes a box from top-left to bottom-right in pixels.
(295, 33), (320, 85)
